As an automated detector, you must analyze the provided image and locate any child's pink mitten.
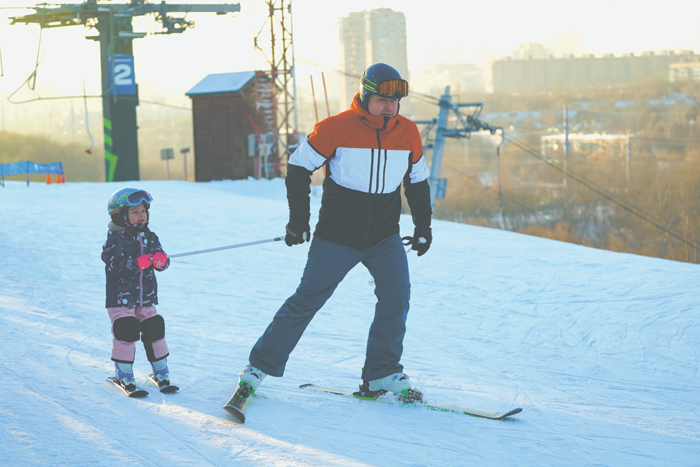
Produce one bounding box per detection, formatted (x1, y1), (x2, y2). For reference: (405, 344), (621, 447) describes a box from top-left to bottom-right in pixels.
(137, 254), (153, 269)
(152, 251), (168, 269)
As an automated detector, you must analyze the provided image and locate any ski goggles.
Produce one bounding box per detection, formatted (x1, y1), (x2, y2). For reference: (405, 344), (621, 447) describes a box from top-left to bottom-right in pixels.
(364, 79), (409, 99)
(123, 190), (153, 207)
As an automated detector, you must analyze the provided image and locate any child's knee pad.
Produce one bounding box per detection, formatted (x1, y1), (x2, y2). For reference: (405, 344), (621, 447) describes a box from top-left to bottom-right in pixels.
(141, 314), (165, 343)
(113, 316), (141, 342)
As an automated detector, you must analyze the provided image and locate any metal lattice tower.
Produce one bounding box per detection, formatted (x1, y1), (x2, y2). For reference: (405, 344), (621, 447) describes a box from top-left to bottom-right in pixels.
(10, 0), (240, 182)
(254, 0), (298, 176)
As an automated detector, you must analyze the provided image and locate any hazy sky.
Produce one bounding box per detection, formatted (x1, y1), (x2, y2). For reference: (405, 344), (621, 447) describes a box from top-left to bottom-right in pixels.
(1, 0), (699, 100)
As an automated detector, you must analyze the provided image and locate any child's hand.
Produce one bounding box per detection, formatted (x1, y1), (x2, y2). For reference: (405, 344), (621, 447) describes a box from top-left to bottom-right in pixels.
(153, 252), (168, 269)
(137, 254), (153, 269)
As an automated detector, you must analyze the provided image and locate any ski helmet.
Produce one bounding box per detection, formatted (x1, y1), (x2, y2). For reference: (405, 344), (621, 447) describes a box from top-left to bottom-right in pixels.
(359, 63), (409, 111)
(108, 188), (152, 224)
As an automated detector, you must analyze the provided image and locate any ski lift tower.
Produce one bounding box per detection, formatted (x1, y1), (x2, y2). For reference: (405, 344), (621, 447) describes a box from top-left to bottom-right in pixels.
(10, 0), (241, 182)
(253, 0), (297, 176)
(419, 86), (501, 212)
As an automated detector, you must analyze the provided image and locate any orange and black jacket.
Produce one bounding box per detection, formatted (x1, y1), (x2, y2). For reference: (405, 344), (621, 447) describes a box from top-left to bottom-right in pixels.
(286, 94), (432, 250)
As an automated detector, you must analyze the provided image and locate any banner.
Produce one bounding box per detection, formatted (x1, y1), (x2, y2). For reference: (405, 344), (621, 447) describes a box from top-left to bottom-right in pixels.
(0, 161), (64, 176)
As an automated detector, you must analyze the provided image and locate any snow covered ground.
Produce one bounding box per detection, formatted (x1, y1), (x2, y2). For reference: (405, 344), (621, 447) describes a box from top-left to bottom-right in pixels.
(1, 178), (699, 466)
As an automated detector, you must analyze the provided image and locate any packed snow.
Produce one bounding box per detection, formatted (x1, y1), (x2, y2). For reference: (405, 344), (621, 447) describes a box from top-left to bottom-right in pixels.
(1, 178), (698, 466)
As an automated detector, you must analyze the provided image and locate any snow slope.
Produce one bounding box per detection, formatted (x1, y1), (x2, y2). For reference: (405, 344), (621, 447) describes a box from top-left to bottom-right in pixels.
(1, 179), (698, 467)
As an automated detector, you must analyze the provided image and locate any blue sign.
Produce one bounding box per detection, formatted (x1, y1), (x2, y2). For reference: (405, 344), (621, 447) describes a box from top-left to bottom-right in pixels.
(108, 55), (136, 95)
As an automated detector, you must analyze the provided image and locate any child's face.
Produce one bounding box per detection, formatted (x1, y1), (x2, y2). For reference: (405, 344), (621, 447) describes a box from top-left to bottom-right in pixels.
(127, 203), (148, 224)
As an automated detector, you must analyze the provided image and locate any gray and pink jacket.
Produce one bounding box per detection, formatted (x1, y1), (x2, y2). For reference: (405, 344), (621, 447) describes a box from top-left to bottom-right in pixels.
(102, 222), (169, 308)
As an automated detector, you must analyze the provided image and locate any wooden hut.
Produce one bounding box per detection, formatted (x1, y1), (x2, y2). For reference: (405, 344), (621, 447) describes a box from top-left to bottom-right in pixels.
(186, 71), (274, 181)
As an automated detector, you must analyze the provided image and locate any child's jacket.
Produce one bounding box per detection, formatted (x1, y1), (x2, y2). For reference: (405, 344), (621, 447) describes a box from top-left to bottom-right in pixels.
(102, 222), (169, 308)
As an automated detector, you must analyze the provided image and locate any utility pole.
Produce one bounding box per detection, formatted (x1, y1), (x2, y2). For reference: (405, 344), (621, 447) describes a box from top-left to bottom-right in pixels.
(625, 130), (631, 191)
(564, 104), (570, 219)
(10, 0), (240, 182)
(564, 104), (570, 186)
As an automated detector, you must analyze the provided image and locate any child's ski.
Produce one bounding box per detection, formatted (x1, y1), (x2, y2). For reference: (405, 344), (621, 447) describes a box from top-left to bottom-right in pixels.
(148, 374), (179, 393)
(108, 376), (148, 398)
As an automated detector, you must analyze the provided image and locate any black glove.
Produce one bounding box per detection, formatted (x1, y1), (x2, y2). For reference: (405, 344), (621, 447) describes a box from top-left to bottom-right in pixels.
(285, 222), (310, 247)
(412, 226), (432, 256)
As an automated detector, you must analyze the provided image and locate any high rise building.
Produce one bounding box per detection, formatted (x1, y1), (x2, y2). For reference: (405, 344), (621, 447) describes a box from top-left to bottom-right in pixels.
(339, 8), (409, 110)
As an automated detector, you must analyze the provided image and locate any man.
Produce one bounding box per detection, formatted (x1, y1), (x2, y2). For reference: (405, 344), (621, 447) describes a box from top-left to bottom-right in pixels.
(237, 63), (432, 401)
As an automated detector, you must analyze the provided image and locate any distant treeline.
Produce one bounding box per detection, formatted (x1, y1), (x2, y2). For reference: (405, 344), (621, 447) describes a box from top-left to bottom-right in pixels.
(409, 78), (700, 264)
(0, 112), (194, 183)
(0, 131), (104, 182)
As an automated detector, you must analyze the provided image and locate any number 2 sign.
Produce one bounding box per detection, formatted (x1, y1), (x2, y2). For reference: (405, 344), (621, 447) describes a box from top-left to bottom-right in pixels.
(108, 55), (137, 95)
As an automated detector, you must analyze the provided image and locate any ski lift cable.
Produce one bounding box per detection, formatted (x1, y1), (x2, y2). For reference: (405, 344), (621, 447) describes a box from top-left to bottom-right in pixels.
(440, 160), (538, 214)
(438, 105), (698, 248)
(504, 134), (700, 251)
(78, 35), (94, 154)
(82, 77), (94, 154)
(295, 59), (440, 104)
(445, 105), (699, 249)
(7, 20), (48, 101)
(28, 22), (43, 90)
(306, 63), (699, 250)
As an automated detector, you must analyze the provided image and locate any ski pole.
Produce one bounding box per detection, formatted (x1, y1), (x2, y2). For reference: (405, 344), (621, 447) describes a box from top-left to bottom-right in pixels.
(368, 236), (424, 286)
(168, 236), (284, 259)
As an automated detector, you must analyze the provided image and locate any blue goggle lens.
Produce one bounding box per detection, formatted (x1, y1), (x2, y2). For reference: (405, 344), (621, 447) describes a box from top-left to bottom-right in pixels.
(125, 190), (152, 206)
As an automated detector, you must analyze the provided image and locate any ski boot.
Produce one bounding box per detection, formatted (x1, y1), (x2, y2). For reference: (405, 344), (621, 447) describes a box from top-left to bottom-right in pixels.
(114, 362), (136, 391)
(358, 372), (423, 403)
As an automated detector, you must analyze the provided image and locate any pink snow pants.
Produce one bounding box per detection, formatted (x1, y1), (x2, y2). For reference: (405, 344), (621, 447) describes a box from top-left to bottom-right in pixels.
(107, 306), (169, 363)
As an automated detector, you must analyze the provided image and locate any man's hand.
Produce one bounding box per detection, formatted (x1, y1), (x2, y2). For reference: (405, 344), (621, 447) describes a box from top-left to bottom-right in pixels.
(412, 226), (432, 256)
(285, 222), (310, 247)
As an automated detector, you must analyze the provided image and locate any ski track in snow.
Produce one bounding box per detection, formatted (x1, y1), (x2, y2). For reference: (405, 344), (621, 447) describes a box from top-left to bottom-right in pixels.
(1, 179), (699, 466)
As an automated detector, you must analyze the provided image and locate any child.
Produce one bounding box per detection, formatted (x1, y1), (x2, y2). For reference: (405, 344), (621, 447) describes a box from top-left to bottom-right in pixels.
(102, 188), (172, 391)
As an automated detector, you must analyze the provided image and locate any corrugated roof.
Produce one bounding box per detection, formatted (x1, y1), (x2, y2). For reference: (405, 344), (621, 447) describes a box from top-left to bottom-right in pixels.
(186, 71), (256, 96)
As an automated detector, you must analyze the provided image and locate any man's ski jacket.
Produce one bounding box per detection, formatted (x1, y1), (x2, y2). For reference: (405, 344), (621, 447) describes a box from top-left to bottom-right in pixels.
(102, 223), (169, 308)
(287, 94), (432, 250)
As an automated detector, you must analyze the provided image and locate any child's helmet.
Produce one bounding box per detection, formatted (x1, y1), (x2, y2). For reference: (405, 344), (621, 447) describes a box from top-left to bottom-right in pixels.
(359, 63), (409, 111)
(108, 188), (152, 224)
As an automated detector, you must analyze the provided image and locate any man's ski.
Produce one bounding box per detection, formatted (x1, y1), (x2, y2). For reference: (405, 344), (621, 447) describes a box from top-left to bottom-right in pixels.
(300, 384), (522, 420)
(108, 376), (148, 398)
(223, 382), (255, 423)
(148, 374), (179, 394)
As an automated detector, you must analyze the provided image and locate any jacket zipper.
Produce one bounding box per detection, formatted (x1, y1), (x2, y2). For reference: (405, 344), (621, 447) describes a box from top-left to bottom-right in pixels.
(138, 233), (144, 306)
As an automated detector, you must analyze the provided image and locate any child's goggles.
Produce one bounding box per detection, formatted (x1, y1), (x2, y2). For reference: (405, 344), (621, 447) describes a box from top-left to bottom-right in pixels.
(124, 190), (153, 207)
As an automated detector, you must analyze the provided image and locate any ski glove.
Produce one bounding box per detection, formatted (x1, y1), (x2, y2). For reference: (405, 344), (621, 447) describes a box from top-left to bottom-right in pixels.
(152, 251), (168, 270)
(285, 222), (310, 247)
(412, 226), (432, 256)
(137, 254), (153, 269)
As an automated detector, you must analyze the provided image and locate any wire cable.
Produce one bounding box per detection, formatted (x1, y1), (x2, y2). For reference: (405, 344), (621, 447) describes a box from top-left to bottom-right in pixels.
(295, 58), (440, 104)
(503, 134), (700, 251)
